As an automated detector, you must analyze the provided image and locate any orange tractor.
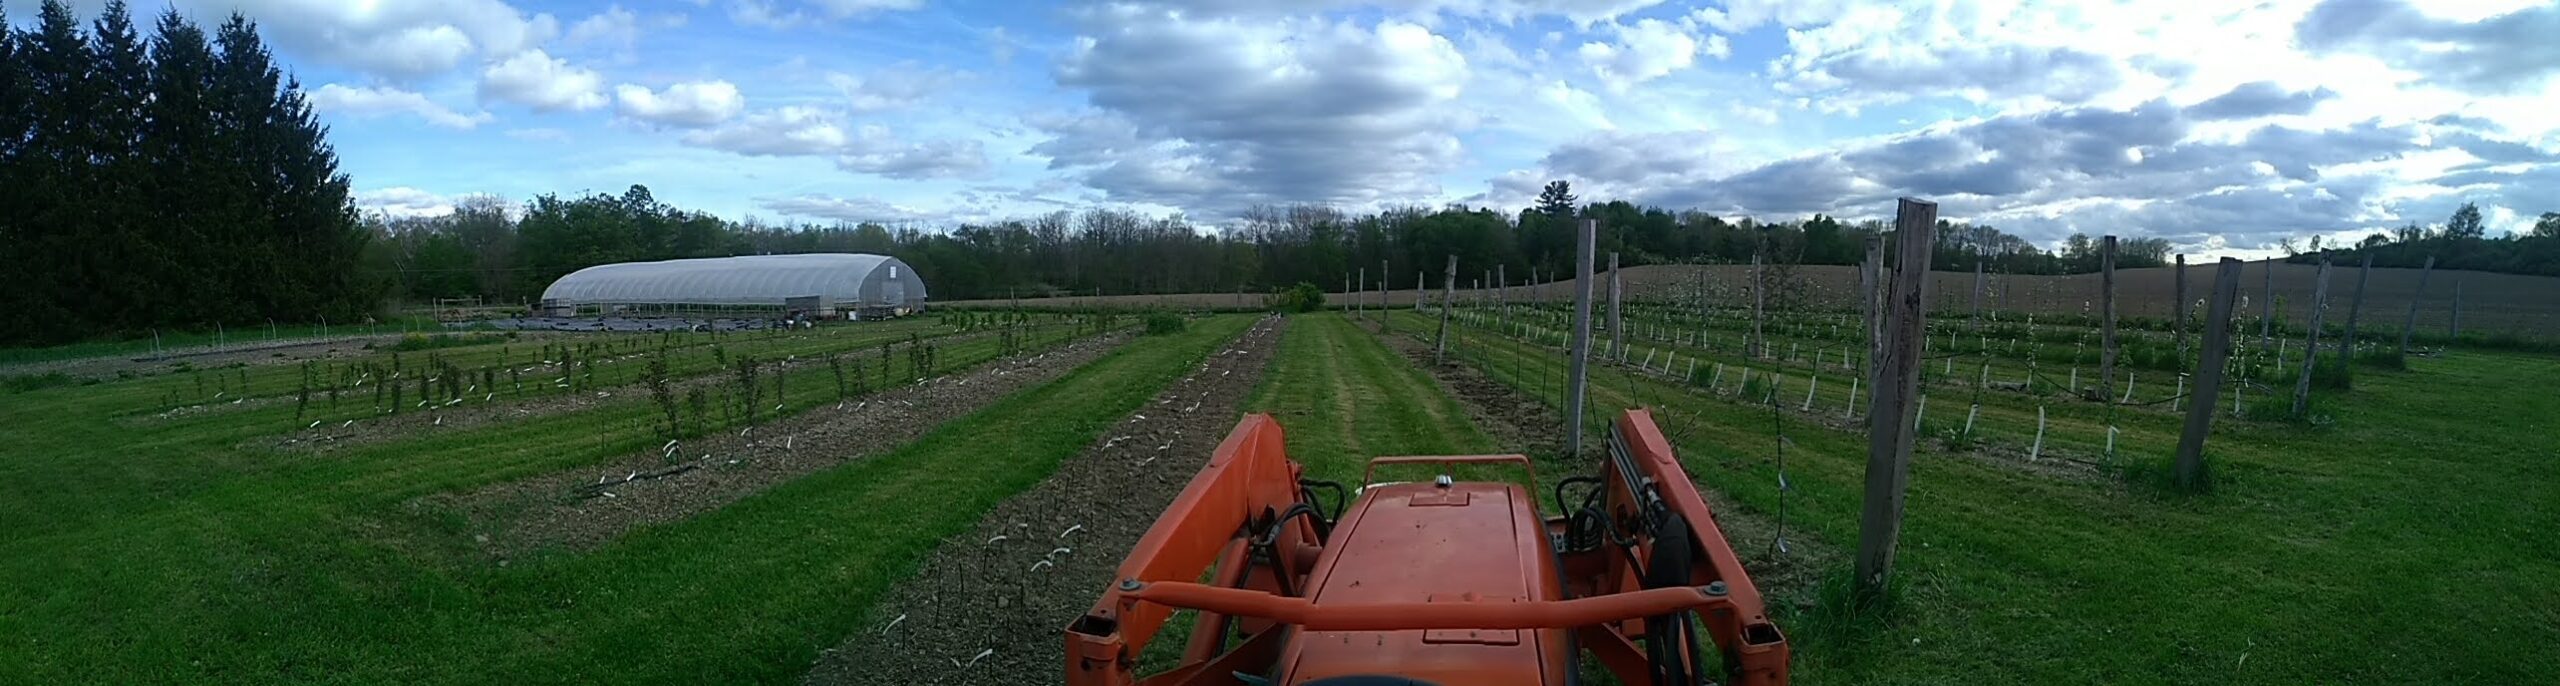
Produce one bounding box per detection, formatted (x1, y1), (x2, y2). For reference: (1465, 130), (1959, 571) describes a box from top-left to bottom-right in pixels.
(1067, 409), (1788, 685)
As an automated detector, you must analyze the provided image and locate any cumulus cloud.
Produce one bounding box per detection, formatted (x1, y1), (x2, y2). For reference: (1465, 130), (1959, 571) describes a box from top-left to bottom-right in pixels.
(479, 50), (608, 111)
(1576, 18), (1703, 92)
(355, 186), (460, 218)
(681, 107), (989, 179)
(1492, 95), (2550, 250)
(728, 0), (920, 28)
(1042, 6), (1470, 215)
(2296, 0), (2560, 92)
(615, 80), (746, 128)
(758, 193), (946, 224)
(309, 84), (492, 129)
(2187, 81), (2336, 120)
(224, 0), (557, 80)
(827, 64), (959, 112)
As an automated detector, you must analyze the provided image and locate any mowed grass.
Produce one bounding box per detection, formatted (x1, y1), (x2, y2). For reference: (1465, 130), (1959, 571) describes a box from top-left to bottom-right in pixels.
(1244, 313), (1501, 485)
(0, 314), (1253, 684)
(1389, 309), (2560, 684)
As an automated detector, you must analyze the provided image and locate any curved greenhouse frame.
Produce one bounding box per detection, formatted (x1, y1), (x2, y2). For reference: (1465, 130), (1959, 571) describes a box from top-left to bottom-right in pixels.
(539, 253), (927, 316)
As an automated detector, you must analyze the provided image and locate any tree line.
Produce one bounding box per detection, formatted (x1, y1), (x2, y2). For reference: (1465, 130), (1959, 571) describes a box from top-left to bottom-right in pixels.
(380, 179), (2195, 308)
(2281, 202), (2560, 276)
(0, 1), (369, 345)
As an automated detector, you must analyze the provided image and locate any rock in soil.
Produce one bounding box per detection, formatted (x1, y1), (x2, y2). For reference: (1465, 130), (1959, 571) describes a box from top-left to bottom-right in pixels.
(805, 316), (1287, 686)
(430, 332), (1137, 559)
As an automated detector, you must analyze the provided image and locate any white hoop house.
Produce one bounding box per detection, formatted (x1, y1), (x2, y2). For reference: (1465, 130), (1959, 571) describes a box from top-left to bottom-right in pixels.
(539, 253), (927, 316)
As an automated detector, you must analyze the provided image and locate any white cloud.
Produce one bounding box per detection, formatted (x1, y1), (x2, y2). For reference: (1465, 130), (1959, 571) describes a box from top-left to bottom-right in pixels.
(727, 0), (920, 28)
(478, 50), (608, 111)
(1043, 7), (1472, 214)
(681, 107), (988, 179)
(309, 84), (492, 129)
(759, 193), (945, 224)
(355, 186), (459, 218)
(224, 0), (558, 80)
(563, 5), (641, 53)
(615, 80), (746, 127)
(1577, 18), (1704, 92)
(826, 64), (958, 112)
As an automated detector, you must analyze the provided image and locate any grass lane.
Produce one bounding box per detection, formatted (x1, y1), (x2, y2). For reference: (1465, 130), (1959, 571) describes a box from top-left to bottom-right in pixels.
(0, 315), (1246, 684)
(1389, 308), (2560, 684)
(1243, 313), (1500, 485)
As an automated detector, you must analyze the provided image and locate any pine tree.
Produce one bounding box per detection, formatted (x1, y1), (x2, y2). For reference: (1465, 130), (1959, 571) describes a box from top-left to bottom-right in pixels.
(1536, 180), (1577, 218)
(88, 0), (154, 329)
(0, 1), (26, 338)
(17, 0), (95, 339)
(146, 10), (221, 328)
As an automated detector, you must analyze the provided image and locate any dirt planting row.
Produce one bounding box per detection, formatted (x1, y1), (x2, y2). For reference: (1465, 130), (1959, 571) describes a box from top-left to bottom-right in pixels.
(434, 330), (1139, 559)
(807, 316), (1286, 686)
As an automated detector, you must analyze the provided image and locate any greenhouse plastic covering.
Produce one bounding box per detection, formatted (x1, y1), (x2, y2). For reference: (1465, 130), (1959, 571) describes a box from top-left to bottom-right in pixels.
(540, 253), (925, 306)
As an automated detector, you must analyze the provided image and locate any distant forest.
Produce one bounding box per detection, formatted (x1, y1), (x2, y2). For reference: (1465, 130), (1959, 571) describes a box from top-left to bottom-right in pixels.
(382, 181), (2190, 308)
(0, 1), (368, 345)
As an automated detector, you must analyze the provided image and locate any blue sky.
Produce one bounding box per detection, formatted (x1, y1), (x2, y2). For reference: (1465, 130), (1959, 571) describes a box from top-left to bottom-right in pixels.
(29, 0), (2560, 257)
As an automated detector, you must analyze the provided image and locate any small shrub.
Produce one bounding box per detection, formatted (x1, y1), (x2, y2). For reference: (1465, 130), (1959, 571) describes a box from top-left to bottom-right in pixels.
(1143, 312), (1186, 336)
(0, 372), (76, 394)
(1270, 282), (1326, 313)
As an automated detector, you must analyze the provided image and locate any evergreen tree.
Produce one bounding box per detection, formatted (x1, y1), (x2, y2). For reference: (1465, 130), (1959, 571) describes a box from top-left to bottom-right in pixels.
(17, 0), (94, 336)
(0, 1), (26, 337)
(146, 9), (222, 327)
(88, 0), (154, 327)
(1535, 180), (1576, 218)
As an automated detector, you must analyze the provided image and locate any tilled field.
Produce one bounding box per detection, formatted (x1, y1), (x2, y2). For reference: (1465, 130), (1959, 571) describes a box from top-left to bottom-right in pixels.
(807, 316), (1285, 686)
(439, 331), (1138, 557)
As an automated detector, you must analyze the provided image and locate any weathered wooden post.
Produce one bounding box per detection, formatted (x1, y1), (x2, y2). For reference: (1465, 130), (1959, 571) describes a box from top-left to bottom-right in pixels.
(1379, 259), (1389, 320)
(1855, 197), (1936, 606)
(1567, 219), (1598, 458)
(1497, 264), (1509, 333)
(2450, 278), (2463, 340)
(1356, 267), (1366, 319)
(2175, 254), (2188, 362)
(1608, 252), (1625, 362)
(2338, 252), (2372, 362)
(2400, 255), (2435, 354)
(2260, 258), (2276, 350)
(1435, 256), (1457, 365)
(2099, 235), (2118, 403)
(1971, 261), (1984, 330)
(2176, 258), (2245, 490)
(1750, 251), (1767, 358)
(2292, 256), (2332, 417)
(1862, 235), (1883, 383)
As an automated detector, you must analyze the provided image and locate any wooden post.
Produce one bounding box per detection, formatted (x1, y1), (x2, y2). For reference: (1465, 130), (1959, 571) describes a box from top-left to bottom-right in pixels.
(1497, 264), (1508, 333)
(1854, 197), (1936, 605)
(2260, 259), (2276, 350)
(1379, 259), (1389, 320)
(2099, 235), (2118, 403)
(1862, 235), (1883, 386)
(2450, 278), (2463, 340)
(1434, 256), (1457, 365)
(1567, 219), (1598, 458)
(2400, 255), (2434, 354)
(1608, 252), (1624, 362)
(2339, 252), (2371, 362)
(1970, 261), (1983, 330)
(2174, 254), (2188, 362)
(1356, 267), (1366, 320)
(2293, 256), (2332, 417)
(2176, 258), (2245, 490)
(1750, 251), (1766, 358)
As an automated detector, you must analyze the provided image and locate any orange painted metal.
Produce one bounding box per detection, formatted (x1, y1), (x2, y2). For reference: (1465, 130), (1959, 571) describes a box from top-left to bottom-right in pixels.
(1358, 453), (1539, 490)
(1066, 411), (1791, 686)
(1128, 582), (1731, 630)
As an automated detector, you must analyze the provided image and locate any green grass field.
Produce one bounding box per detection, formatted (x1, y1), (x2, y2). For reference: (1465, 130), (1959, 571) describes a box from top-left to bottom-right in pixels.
(0, 314), (1250, 683)
(1385, 307), (2560, 684)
